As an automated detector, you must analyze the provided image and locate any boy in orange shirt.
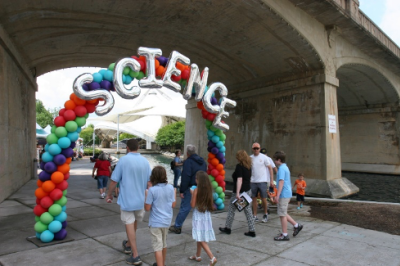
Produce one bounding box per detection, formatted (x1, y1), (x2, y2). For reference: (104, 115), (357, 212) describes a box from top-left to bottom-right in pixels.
(292, 173), (306, 210)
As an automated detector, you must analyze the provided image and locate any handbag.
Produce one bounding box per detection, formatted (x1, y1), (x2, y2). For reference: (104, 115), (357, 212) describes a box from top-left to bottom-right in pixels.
(94, 175), (98, 180)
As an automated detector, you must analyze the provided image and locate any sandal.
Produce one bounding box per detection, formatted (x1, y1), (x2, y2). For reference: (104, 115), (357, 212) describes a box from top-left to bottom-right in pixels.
(188, 255), (202, 262)
(209, 257), (217, 266)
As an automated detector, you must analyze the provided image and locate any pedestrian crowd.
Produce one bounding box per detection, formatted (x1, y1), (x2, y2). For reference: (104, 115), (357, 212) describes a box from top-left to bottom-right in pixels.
(95, 139), (305, 266)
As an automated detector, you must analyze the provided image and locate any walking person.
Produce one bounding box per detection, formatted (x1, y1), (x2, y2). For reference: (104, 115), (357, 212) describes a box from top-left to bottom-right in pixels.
(145, 166), (176, 266)
(293, 173), (307, 209)
(273, 151), (303, 241)
(92, 152), (112, 199)
(106, 139), (152, 265)
(250, 143), (274, 223)
(219, 150), (256, 237)
(169, 145), (207, 234)
(189, 171), (217, 266)
(173, 149), (183, 188)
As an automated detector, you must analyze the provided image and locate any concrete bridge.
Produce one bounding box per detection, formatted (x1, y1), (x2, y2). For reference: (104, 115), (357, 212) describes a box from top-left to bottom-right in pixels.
(1, 0), (400, 201)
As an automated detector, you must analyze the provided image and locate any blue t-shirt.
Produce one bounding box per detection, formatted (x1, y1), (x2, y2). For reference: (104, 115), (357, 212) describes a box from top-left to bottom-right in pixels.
(111, 153), (151, 211)
(145, 183), (175, 228)
(174, 156), (183, 171)
(277, 163), (292, 198)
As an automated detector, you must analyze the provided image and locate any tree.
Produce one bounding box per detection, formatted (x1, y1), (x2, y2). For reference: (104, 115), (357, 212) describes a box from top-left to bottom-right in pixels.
(113, 132), (137, 142)
(155, 121), (185, 148)
(79, 124), (100, 146)
(36, 100), (62, 128)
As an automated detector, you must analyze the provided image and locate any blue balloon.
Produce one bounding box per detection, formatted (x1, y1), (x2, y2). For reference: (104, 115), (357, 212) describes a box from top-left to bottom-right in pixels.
(219, 146), (226, 153)
(223, 152), (225, 157)
(215, 198), (223, 205)
(36, 232), (41, 239)
(217, 203), (225, 210)
(67, 132), (79, 142)
(92, 73), (103, 83)
(40, 230), (54, 243)
(207, 130), (215, 138)
(42, 152), (54, 163)
(58, 137), (71, 149)
(213, 193), (219, 200)
(191, 185), (197, 190)
(48, 220), (62, 233)
(124, 75), (133, 84)
(122, 74), (126, 84)
(216, 141), (224, 148)
(211, 135), (220, 144)
(99, 69), (107, 76)
(103, 70), (113, 81)
(44, 144), (50, 152)
(62, 205), (67, 212)
(76, 127), (82, 133)
(48, 144), (62, 156)
(54, 211), (67, 222)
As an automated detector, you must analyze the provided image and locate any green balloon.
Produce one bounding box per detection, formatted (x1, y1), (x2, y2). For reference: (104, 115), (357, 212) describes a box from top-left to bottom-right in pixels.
(129, 69), (139, 78)
(63, 189), (67, 196)
(205, 120), (212, 127)
(84, 113), (89, 119)
(65, 121), (78, 132)
(48, 204), (62, 217)
(215, 130), (223, 137)
(222, 141), (225, 145)
(210, 126), (218, 132)
(108, 63), (115, 71)
(55, 127), (68, 138)
(123, 67), (130, 75)
(215, 186), (223, 194)
(219, 192), (225, 199)
(220, 134), (226, 141)
(75, 117), (86, 127)
(51, 125), (57, 134)
(137, 71), (145, 80)
(35, 216), (40, 222)
(46, 134), (59, 145)
(181, 80), (187, 88)
(55, 196), (68, 207)
(40, 212), (54, 225)
(211, 181), (218, 189)
(209, 175), (215, 182)
(34, 221), (48, 233)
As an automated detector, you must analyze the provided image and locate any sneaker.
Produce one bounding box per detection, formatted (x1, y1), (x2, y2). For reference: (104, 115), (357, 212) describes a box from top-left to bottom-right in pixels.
(168, 225), (181, 234)
(126, 255), (142, 265)
(253, 216), (259, 222)
(262, 214), (268, 223)
(274, 233), (290, 241)
(297, 207), (301, 210)
(219, 227), (231, 234)
(122, 240), (132, 254)
(100, 194), (105, 199)
(244, 231), (256, 237)
(293, 224), (303, 237)
(300, 203), (303, 208)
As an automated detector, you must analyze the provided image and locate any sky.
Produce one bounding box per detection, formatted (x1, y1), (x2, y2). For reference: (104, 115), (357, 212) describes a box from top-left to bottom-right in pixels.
(36, 1), (400, 125)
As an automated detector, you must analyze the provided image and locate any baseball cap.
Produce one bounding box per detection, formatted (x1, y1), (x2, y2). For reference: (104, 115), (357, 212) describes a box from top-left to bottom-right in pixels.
(260, 148), (267, 154)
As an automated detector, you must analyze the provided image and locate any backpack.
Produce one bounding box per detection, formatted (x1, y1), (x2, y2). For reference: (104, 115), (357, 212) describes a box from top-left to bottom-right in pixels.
(170, 160), (175, 170)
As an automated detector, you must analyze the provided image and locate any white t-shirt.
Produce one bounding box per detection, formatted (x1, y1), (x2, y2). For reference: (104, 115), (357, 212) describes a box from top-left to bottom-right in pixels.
(250, 153), (273, 183)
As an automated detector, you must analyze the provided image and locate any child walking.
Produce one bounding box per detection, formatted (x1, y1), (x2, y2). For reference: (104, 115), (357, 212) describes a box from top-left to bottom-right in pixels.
(292, 173), (307, 210)
(145, 166), (176, 266)
(189, 171), (217, 266)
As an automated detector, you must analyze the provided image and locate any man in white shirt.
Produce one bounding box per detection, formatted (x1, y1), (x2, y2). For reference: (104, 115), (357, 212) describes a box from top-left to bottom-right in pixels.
(250, 143), (274, 223)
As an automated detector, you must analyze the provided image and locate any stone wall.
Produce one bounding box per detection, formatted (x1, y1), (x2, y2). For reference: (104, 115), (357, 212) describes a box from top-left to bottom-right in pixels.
(0, 45), (36, 202)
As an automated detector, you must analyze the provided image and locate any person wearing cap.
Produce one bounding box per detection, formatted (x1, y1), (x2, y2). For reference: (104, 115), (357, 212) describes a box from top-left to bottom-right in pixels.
(250, 143), (274, 223)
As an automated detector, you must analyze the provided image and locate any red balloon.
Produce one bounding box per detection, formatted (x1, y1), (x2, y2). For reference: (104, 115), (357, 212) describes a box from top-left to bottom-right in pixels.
(40, 196), (54, 209)
(74, 105), (87, 117)
(171, 74), (181, 82)
(138, 60), (146, 71)
(59, 108), (66, 116)
(85, 103), (96, 113)
(207, 113), (216, 121)
(56, 180), (69, 191)
(211, 169), (219, 178)
(215, 175), (223, 183)
(208, 164), (215, 170)
(207, 169), (211, 175)
(33, 204), (48, 216)
(220, 181), (226, 188)
(54, 116), (66, 127)
(36, 198), (41, 205)
(207, 158), (213, 164)
(63, 110), (76, 121)
(64, 173), (70, 180)
(201, 110), (208, 117)
(49, 188), (63, 201)
(181, 69), (190, 80)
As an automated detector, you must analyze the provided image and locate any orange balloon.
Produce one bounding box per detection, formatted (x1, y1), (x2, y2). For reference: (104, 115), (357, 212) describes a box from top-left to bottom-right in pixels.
(197, 101), (205, 110)
(87, 99), (99, 105)
(155, 59), (160, 69)
(207, 158), (213, 164)
(156, 66), (165, 77)
(65, 157), (72, 164)
(57, 164), (70, 175)
(211, 158), (219, 166)
(35, 187), (48, 199)
(216, 164), (224, 171)
(220, 170), (226, 176)
(176, 62), (186, 71)
(42, 180), (56, 192)
(139, 55), (146, 62)
(51, 171), (64, 184)
(37, 179), (43, 188)
(208, 153), (216, 159)
(70, 93), (77, 101)
(72, 94), (86, 106)
(64, 100), (76, 110)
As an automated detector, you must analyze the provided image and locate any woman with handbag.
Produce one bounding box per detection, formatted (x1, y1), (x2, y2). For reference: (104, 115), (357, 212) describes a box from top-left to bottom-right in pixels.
(92, 153), (112, 199)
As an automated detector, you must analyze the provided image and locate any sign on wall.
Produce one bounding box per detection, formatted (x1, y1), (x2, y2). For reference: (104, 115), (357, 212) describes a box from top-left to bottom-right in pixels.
(328, 115), (337, 133)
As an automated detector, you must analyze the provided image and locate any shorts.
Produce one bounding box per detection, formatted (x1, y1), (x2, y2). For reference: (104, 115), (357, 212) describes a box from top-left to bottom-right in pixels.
(277, 198), (290, 216)
(97, 175), (108, 189)
(120, 209), (145, 224)
(296, 194), (305, 202)
(150, 227), (168, 252)
(251, 182), (268, 198)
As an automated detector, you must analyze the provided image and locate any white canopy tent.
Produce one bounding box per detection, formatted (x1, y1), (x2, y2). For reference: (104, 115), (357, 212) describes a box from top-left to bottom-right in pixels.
(36, 123), (49, 138)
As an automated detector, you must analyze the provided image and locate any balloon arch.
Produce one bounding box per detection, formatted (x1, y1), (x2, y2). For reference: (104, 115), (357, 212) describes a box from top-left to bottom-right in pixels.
(34, 47), (236, 243)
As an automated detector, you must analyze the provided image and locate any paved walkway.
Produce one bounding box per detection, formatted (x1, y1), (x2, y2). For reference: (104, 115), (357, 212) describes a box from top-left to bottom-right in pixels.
(0, 158), (399, 266)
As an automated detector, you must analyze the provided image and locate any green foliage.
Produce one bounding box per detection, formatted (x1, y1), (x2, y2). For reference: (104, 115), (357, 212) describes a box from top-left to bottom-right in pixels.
(155, 121), (185, 147)
(83, 148), (103, 156)
(36, 100), (56, 128)
(113, 132), (137, 142)
(79, 126), (100, 145)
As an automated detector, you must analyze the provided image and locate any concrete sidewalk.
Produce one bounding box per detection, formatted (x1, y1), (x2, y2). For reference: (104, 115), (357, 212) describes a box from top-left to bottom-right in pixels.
(0, 158), (399, 266)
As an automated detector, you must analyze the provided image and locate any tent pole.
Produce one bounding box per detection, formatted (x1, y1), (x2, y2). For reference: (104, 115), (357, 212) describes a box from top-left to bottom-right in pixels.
(93, 128), (95, 157)
(117, 114), (120, 153)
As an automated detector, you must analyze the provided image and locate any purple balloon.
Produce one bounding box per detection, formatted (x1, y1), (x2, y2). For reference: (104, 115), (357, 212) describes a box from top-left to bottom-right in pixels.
(157, 56), (168, 67)
(53, 154), (66, 166)
(89, 82), (100, 91)
(82, 84), (89, 91)
(61, 221), (67, 229)
(220, 158), (226, 164)
(69, 142), (76, 149)
(39, 171), (51, 182)
(211, 147), (219, 155)
(216, 152), (224, 161)
(54, 228), (67, 240)
(100, 80), (112, 91)
(44, 162), (57, 173)
(211, 97), (218, 105)
(40, 161), (46, 170)
(207, 147), (212, 153)
(61, 148), (74, 158)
